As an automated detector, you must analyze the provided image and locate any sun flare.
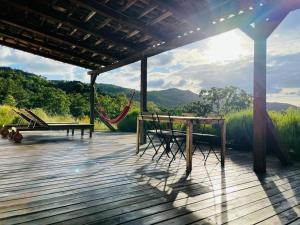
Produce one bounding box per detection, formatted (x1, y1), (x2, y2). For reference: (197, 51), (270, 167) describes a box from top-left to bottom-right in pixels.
(204, 31), (248, 64)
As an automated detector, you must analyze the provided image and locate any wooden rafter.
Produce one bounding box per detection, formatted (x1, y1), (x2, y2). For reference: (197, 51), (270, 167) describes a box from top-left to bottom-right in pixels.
(0, 18), (122, 62)
(68, 0), (170, 41)
(0, 29), (108, 67)
(3, 0), (137, 52)
(0, 39), (96, 69)
(89, 3), (265, 75)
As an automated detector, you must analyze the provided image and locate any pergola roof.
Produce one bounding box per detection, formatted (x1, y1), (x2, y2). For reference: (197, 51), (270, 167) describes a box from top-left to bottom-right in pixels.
(0, 0), (299, 74)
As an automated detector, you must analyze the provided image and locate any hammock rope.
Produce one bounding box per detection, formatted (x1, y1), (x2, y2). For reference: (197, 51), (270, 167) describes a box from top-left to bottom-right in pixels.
(94, 86), (135, 124)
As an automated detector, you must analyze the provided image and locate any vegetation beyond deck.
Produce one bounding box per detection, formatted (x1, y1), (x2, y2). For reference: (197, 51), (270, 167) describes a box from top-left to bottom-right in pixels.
(0, 132), (300, 225)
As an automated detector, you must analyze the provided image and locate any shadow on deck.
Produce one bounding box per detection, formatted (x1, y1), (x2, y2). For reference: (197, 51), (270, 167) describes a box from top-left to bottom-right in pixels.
(0, 131), (299, 225)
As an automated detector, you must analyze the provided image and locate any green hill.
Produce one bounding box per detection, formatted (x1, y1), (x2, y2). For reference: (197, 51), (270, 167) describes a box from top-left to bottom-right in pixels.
(0, 67), (198, 111)
(1, 67), (298, 111)
(95, 83), (199, 108)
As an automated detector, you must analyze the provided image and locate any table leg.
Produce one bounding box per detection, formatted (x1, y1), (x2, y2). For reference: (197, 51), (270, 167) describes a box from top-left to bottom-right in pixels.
(221, 122), (226, 167)
(136, 119), (141, 154)
(186, 121), (193, 174)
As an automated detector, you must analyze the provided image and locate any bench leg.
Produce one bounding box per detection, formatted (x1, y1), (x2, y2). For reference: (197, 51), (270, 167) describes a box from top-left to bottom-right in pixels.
(81, 129), (84, 137)
(67, 129), (69, 136)
(72, 129), (74, 136)
(89, 129), (92, 138)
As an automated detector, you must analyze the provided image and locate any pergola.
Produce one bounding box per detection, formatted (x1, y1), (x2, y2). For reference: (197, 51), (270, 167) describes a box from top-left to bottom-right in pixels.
(0, 0), (299, 173)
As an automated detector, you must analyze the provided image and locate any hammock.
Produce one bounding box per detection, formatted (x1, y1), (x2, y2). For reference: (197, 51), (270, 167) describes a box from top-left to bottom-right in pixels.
(96, 90), (135, 124)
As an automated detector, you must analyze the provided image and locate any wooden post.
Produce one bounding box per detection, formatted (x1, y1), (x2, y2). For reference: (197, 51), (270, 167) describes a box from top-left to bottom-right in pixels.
(239, 10), (290, 173)
(253, 37), (267, 173)
(90, 74), (96, 131)
(140, 56), (147, 144)
(186, 121), (193, 175)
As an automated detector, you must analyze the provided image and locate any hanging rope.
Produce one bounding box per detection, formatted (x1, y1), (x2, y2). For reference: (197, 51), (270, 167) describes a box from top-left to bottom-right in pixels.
(94, 86), (135, 124)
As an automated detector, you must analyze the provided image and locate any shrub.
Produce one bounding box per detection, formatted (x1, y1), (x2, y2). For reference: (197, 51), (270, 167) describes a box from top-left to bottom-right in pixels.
(117, 110), (139, 132)
(225, 108), (300, 155)
(0, 105), (18, 126)
(225, 109), (253, 150)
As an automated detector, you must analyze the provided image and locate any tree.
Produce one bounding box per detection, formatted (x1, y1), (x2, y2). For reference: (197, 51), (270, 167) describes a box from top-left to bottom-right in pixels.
(34, 87), (70, 115)
(183, 86), (252, 116)
(3, 95), (16, 106)
(69, 94), (89, 118)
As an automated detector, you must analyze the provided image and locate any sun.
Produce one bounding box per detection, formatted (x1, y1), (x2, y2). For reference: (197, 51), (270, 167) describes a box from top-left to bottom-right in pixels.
(204, 31), (249, 64)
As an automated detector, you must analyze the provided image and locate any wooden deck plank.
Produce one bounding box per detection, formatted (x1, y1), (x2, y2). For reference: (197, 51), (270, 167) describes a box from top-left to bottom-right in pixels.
(0, 132), (299, 225)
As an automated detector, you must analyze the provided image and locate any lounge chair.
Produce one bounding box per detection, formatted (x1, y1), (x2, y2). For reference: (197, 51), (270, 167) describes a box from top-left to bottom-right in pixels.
(1, 109), (93, 142)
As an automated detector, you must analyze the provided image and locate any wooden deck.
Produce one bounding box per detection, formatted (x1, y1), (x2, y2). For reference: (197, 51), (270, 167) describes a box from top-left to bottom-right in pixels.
(0, 132), (300, 225)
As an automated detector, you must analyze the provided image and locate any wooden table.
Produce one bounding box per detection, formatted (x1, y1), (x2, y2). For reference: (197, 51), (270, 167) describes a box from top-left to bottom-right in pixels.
(136, 115), (226, 174)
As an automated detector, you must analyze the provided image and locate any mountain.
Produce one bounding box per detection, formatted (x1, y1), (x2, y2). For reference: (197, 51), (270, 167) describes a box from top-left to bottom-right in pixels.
(267, 102), (299, 111)
(95, 83), (199, 108)
(1, 67), (299, 110)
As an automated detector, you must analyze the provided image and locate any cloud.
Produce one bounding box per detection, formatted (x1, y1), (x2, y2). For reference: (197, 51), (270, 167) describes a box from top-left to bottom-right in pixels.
(0, 45), (89, 82)
(148, 79), (165, 88)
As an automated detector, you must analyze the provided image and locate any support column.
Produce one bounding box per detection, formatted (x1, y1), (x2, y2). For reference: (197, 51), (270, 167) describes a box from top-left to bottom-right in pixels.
(239, 8), (290, 173)
(253, 38), (267, 173)
(90, 74), (96, 131)
(140, 56), (147, 144)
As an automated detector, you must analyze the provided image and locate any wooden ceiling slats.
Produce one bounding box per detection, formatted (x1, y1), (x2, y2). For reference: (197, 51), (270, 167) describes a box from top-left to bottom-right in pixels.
(68, 0), (170, 42)
(0, 39), (96, 69)
(0, 29), (108, 67)
(0, 18), (122, 62)
(3, 0), (137, 51)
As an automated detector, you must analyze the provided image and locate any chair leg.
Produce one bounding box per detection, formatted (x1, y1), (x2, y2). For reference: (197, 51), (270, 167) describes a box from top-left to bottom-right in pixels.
(157, 141), (171, 162)
(204, 144), (220, 164)
(140, 133), (157, 157)
(89, 129), (92, 138)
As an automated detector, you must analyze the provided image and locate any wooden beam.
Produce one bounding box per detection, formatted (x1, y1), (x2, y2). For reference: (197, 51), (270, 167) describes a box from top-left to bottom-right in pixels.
(3, 0), (136, 52)
(0, 29), (108, 67)
(0, 17), (122, 61)
(89, 6), (263, 75)
(140, 57), (147, 144)
(68, 0), (169, 41)
(240, 9), (290, 39)
(150, 0), (197, 29)
(240, 6), (292, 172)
(253, 36), (267, 173)
(0, 39), (95, 69)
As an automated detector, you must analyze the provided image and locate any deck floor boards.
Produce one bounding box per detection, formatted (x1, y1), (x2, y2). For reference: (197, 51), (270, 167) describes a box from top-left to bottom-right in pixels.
(0, 131), (299, 225)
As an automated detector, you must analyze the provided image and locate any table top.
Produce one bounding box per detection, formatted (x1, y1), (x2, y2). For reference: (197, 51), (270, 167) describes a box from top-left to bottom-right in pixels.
(138, 114), (225, 123)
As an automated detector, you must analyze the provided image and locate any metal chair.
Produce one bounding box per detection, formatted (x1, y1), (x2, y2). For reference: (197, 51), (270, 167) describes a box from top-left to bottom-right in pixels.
(139, 112), (164, 159)
(193, 123), (220, 163)
(155, 113), (186, 163)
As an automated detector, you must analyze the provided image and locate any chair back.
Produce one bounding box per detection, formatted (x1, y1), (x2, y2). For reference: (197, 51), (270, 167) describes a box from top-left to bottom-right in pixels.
(155, 112), (174, 134)
(23, 109), (49, 127)
(141, 111), (159, 133)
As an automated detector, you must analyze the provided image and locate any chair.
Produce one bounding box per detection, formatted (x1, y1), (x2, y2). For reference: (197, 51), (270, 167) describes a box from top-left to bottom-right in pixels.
(139, 112), (163, 159)
(155, 113), (186, 163)
(193, 123), (220, 163)
(4, 109), (94, 142)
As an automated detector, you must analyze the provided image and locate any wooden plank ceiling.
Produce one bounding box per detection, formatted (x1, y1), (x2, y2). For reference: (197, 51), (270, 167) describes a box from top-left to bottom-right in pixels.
(0, 0), (293, 73)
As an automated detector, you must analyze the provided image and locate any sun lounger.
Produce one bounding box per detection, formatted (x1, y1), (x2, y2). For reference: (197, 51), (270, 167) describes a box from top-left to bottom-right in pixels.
(1, 109), (94, 142)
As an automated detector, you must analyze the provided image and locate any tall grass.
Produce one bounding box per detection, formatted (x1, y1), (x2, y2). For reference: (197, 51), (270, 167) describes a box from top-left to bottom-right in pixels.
(226, 108), (300, 155)
(0, 105), (109, 131)
(0, 105), (18, 125)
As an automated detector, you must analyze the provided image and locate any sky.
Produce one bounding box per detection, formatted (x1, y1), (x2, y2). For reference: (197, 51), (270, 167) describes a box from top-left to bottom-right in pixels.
(0, 10), (299, 106)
